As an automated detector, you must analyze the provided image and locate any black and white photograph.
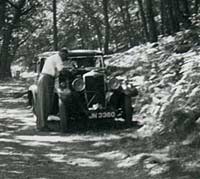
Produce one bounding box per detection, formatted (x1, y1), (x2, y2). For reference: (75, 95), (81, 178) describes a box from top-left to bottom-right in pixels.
(0, 0), (200, 178)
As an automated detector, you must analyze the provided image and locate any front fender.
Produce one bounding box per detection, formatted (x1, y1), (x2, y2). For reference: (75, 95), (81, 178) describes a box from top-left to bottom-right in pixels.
(121, 84), (138, 97)
(57, 88), (72, 101)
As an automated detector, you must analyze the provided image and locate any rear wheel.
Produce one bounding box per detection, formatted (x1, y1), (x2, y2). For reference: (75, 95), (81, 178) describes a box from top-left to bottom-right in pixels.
(28, 91), (41, 129)
(30, 94), (40, 129)
(29, 92), (36, 115)
(32, 98), (36, 115)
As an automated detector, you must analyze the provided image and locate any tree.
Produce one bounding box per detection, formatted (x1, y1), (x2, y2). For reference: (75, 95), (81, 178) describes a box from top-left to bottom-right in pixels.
(179, 0), (191, 28)
(1, 0), (197, 76)
(160, 0), (169, 34)
(194, 0), (200, 13)
(0, 0), (27, 79)
(103, 0), (110, 54)
(80, 0), (103, 50)
(0, 0), (39, 79)
(169, 0), (180, 33)
(53, 0), (58, 50)
(116, 0), (134, 47)
(160, 0), (191, 36)
(137, 0), (149, 41)
(0, 0), (6, 33)
(145, 0), (158, 42)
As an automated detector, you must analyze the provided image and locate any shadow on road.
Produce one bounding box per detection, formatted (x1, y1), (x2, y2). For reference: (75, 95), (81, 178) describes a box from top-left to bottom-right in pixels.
(47, 118), (143, 133)
(1, 80), (200, 179)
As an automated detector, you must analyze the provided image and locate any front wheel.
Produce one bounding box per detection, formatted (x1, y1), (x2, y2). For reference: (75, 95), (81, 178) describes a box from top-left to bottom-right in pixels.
(59, 99), (70, 133)
(123, 95), (133, 124)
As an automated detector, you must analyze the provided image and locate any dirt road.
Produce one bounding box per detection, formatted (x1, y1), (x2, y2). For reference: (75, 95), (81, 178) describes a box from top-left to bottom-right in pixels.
(0, 80), (199, 179)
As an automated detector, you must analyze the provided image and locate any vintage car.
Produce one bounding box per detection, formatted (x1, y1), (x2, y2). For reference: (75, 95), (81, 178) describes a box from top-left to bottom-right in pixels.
(28, 50), (138, 132)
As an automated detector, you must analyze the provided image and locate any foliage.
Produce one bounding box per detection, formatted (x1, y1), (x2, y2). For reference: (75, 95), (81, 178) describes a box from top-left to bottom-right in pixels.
(0, 0), (48, 78)
(1, 0), (200, 78)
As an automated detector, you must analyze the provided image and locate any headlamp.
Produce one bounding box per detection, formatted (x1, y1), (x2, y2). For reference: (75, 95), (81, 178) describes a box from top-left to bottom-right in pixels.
(60, 81), (67, 89)
(72, 78), (85, 92)
(109, 77), (120, 90)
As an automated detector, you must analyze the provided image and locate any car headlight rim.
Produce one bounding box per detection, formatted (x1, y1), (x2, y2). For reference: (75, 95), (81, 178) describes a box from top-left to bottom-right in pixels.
(109, 77), (120, 90)
(59, 81), (67, 89)
(72, 78), (85, 92)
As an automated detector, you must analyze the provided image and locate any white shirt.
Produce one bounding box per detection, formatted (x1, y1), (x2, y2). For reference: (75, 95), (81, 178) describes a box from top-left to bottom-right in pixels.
(41, 54), (64, 77)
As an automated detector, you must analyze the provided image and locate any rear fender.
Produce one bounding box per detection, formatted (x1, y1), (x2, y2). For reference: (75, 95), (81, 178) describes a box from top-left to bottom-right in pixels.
(28, 85), (38, 105)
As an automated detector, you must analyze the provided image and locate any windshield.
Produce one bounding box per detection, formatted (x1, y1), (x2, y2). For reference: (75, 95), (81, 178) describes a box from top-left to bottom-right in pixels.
(63, 56), (104, 68)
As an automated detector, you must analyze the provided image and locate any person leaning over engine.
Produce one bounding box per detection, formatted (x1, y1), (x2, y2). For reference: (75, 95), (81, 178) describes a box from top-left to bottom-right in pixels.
(36, 48), (69, 131)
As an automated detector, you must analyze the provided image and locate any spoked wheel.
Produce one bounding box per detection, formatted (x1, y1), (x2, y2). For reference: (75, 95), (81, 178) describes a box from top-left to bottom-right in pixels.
(59, 99), (70, 133)
(29, 94), (37, 119)
(31, 95), (40, 129)
(32, 98), (36, 115)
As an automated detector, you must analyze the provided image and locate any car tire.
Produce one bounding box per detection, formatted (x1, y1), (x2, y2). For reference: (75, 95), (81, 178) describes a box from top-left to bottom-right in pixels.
(32, 98), (36, 115)
(123, 95), (133, 125)
(59, 99), (69, 133)
(29, 93), (37, 117)
(31, 95), (40, 129)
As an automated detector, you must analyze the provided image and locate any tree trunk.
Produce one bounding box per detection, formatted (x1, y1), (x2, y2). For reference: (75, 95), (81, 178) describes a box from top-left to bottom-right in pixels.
(168, 0), (180, 33)
(194, 0), (200, 14)
(0, 0), (6, 33)
(146, 0), (158, 42)
(180, 0), (191, 28)
(160, 0), (174, 35)
(81, 2), (103, 50)
(160, 0), (168, 34)
(91, 21), (103, 50)
(0, 0), (26, 80)
(173, 0), (181, 30)
(53, 0), (58, 50)
(77, 21), (86, 49)
(137, 0), (149, 41)
(118, 1), (131, 47)
(0, 29), (13, 79)
(124, 0), (134, 46)
(103, 0), (110, 54)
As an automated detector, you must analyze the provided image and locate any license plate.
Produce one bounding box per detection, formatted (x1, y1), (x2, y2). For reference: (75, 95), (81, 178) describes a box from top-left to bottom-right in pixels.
(89, 111), (116, 119)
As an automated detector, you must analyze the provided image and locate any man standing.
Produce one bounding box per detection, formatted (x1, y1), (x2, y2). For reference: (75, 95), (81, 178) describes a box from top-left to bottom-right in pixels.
(36, 48), (68, 131)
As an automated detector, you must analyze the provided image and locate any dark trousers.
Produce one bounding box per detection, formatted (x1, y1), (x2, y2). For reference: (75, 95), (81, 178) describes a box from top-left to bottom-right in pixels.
(36, 74), (55, 129)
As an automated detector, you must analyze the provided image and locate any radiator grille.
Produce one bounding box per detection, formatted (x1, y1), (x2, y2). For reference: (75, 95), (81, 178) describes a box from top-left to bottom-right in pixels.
(85, 75), (105, 107)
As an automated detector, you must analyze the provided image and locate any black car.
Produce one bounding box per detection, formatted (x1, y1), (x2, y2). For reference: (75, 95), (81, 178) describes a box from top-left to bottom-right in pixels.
(28, 50), (138, 132)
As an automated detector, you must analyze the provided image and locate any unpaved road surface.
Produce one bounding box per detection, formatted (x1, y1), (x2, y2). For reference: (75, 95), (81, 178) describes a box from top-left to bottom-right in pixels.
(0, 80), (199, 179)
